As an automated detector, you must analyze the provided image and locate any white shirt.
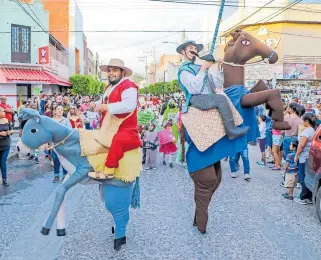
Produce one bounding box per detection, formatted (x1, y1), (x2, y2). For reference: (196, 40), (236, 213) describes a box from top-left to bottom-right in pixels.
(98, 77), (138, 115)
(180, 68), (223, 95)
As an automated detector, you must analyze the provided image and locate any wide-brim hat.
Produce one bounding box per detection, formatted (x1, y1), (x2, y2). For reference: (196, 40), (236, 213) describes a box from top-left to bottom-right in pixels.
(100, 58), (132, 77)
(176, 40), (204, 54)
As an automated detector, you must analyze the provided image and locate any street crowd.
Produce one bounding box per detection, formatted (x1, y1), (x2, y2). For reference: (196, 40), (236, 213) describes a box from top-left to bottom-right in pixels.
(0, 89), (321, 210)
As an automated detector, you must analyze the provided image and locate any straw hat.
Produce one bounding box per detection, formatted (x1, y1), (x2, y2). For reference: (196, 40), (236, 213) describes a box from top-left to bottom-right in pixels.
(99, 58), (132, 77)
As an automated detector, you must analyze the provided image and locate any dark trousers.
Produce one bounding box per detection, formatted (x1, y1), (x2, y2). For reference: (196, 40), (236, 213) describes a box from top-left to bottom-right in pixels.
(298, 162), (312, 200)
(0, 147), (10, 180)
(191, 161), (222, 232)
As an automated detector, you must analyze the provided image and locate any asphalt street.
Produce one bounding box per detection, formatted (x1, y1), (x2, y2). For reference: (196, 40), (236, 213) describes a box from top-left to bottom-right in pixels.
(0, 146), (321, 260)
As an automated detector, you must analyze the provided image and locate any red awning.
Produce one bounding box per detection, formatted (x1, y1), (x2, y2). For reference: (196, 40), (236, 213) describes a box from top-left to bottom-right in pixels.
(43, 71), (71, 87)
(0, 68), (52, 84)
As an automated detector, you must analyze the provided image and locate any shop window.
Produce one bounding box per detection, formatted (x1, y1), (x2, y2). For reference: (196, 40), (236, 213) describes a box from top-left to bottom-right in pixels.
(11, 24), (31, 63)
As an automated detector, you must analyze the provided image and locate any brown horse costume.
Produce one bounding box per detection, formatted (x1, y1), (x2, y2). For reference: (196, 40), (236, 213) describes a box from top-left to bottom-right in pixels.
(178, 30), (290, 234)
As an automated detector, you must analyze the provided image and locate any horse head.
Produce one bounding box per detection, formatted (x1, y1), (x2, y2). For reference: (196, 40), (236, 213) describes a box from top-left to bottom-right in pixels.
(19, 108), (63, 150)
(224, 30), (278, 65)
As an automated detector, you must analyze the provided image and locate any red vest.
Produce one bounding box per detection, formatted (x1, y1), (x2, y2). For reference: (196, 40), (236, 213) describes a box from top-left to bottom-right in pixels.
(101, 79), (139, 132)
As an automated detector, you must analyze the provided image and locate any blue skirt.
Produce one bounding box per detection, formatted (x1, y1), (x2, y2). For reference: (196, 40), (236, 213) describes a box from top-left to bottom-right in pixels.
(185, 85), (260, 174)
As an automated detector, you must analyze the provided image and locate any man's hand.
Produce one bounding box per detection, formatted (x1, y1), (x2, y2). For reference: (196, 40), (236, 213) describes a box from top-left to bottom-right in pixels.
(294, 155), (299, 162)
(200, 61), (214, 72)
(95, 104), (108, 113)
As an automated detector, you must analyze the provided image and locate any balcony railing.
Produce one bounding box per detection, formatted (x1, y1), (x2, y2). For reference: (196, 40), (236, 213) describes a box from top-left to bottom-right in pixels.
(50, 44), (68, 66)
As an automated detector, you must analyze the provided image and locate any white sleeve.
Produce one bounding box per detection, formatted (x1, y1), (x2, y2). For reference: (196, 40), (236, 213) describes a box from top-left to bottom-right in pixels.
(108, 88), (138, 115)
(180, 70), (206, 95)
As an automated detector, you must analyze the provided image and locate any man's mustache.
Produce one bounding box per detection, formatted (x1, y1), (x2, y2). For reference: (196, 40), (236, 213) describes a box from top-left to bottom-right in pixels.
(190, 51), (216, 63)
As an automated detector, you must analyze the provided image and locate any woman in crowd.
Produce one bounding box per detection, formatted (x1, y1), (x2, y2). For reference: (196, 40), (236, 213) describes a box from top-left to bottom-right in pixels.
(0, 107), (12, 186)
(294, 113), (317, 205)
(283, 103), (303, 160)
(257, 114), (267, 166)
(50, 101), (58, 118)
(68, 106), (83, 129)
(52, 105), (71, 182)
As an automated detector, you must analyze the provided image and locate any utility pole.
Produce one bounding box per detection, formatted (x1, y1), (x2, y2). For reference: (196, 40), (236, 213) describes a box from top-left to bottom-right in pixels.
(144, 46), (157, 83)
(138, 56), (148, 81)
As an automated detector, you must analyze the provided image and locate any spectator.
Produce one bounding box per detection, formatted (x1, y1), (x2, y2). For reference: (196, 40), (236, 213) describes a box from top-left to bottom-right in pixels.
(61, 96), (71, 117)
(68, 106), (83, 129)
(80, 95), (91, 112)
(257, 114), (267, 166)
(52, 105), (71, 182)
(0, 107), (13, 186)
(294, 113), (317, 205)
(40, 94), (47, 115)
(0, 96), (14, 124)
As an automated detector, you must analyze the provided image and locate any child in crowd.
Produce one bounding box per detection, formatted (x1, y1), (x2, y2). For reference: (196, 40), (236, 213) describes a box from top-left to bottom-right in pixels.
(143, 123), (159, 170)
(159, 120), (177, 168)
(282, 140), (299, 200)
(257, 114), (267, 166)
(265, 115), (274, 163)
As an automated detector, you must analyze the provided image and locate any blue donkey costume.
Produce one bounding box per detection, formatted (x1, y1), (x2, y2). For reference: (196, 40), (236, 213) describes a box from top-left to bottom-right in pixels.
(20, 108), (140, 251)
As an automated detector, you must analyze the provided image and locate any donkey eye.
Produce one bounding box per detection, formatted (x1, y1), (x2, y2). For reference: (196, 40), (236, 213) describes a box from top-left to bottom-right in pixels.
(31, 129), (38, 133)
(241, 40), (251, 46)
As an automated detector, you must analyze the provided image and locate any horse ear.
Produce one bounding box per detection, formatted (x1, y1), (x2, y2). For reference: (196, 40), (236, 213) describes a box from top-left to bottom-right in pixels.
(19, 108), (41, 123)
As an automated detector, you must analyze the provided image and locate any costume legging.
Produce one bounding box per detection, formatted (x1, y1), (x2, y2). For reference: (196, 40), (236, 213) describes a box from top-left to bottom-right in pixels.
(191, 162), (222, 233)
(103, 183), (133, 239)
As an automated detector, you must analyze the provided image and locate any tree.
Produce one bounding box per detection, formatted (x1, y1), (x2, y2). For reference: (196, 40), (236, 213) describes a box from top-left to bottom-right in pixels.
(138, 79), (181, 95)
(69, 74), (105, 95)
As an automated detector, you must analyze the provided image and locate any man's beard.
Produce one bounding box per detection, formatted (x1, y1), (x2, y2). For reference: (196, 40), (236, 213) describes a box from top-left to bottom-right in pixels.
(108, 77), (122, 85)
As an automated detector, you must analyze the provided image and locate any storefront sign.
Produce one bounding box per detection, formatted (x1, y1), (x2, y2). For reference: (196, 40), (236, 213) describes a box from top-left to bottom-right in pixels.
(245, 64), (283, 80)
(284, 64), (315, 80)
(257, 27), (281, 49)
(39, 46), (49, 64)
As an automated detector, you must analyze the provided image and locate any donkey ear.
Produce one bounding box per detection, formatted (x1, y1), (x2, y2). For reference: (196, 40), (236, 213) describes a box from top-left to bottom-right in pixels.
(19, 108), (41, 122)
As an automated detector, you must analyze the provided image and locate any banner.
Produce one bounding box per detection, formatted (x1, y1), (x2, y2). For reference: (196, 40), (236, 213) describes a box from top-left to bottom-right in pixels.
(39, 46), (49, 64)
(138, 111), (154, 125)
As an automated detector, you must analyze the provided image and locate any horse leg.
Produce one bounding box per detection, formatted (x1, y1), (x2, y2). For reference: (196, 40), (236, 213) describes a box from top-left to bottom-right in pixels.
(41, 168), (89, 235)
(55, 173), (72, 236)
(250, 80), (269, 93)
(191, 161), (222, 234)
(241, 90), (290, 130)
(103, 183), (134, 251)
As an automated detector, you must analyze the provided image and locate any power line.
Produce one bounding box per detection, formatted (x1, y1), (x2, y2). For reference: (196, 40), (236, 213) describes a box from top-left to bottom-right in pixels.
(22, 0), (47, 31)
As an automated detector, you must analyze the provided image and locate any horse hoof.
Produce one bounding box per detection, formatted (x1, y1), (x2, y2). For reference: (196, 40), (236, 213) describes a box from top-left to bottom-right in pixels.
(57, 229), (66, 236)
(112, 226), (115, 234)
(41, 227), (50, 235)
(114, 237), (126, 251)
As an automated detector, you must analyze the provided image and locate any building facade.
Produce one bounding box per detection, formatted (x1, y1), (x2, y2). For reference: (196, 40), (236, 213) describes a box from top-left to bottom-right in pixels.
(156, 55), (181, 82)
(0, 0), (71, 108)
(43, 0), (85, 76)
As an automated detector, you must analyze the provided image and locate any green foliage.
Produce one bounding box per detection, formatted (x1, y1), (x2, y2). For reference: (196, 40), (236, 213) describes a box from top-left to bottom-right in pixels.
(138, 80), (181, 95)
(69, 74), (105, 95)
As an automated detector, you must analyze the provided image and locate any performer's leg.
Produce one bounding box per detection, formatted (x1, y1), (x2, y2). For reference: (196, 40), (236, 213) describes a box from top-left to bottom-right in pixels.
(105, 131), (141, 170)
(241, 90), (290, 130)
(250, 80), (269, 93)
(191, 94), (249, 139)
(43, 167), (89, 231)
(191, 164), (220, 233)
(103, 184), (133, 240)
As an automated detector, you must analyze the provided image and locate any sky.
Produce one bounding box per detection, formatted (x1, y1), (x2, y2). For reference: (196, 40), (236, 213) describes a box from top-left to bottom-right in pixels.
(78, 0), (223, 74)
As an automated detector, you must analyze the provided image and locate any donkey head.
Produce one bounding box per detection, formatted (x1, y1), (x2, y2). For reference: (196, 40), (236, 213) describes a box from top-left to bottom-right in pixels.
(224, 30), (278, 65)
(19, 108), (53, 149)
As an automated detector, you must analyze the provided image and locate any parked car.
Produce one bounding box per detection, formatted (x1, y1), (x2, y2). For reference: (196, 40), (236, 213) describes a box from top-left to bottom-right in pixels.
(305, 125), (321, 222)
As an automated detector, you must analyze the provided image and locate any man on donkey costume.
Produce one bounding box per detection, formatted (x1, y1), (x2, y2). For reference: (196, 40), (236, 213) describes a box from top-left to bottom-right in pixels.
(177, 32), (290, 235)
(88, 59), (142, 180)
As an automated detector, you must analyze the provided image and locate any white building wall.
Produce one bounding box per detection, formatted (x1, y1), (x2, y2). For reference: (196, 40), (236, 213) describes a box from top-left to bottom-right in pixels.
(0, 84), (17, 108)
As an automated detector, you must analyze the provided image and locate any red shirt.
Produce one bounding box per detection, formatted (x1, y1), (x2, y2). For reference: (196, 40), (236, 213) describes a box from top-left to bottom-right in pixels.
(0, 103), (13, 122)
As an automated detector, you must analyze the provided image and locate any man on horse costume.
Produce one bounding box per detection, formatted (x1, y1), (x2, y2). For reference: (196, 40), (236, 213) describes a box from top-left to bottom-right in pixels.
(177, 31), (290, 234)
